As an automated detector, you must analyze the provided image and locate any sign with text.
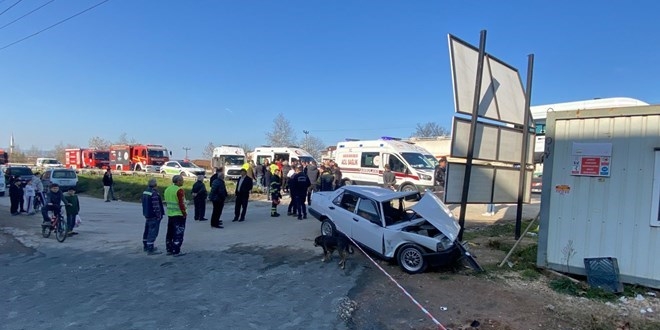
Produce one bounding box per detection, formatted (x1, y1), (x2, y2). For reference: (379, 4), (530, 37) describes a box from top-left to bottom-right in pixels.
(571, 156), (611, 177)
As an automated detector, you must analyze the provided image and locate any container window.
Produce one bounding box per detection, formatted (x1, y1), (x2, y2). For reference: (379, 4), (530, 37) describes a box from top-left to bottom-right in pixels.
(650, 151), (660, 227)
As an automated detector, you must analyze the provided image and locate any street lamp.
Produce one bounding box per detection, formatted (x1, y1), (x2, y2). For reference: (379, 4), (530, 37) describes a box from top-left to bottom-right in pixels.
(302, 130), (309, 149)
(183, 147), (191, 160)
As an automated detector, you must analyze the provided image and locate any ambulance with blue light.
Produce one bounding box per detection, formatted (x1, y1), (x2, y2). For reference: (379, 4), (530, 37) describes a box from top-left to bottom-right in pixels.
(334, 137), (438, 193)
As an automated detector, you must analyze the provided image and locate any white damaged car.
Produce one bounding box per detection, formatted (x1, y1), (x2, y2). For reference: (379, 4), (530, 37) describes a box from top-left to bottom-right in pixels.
(309, 186), (481, 274)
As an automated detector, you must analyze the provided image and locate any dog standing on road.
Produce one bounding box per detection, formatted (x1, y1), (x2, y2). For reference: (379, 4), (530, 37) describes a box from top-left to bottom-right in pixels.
(314, 235), (354, 269)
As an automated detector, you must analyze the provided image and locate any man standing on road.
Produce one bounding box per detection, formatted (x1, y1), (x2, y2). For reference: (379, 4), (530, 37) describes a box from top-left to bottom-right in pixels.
(209, 167), (222, 189)
(191, 175), (208, 221)
(208, 169), (228, 228)
(318, 166), (334, 192)
(332, 164), (343, 190)
(164, 175), (187, 256)
(233, 169), (253, 222)
(103, 168), (117, 202)
(142, 178), (165, 255)
(290, 165), (310, 220)
(305, 161), (319, 205)
(434, 157), (447, 199)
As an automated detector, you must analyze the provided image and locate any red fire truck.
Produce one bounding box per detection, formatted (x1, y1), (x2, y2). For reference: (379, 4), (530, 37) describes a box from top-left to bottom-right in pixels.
(109, 144), (170, 172)
(65, 148), (110, 169)
(0, 149), (8, 165)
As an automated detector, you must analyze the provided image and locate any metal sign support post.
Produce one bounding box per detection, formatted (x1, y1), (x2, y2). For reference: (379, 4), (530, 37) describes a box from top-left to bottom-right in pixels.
(515, 54), (534, 239)
(457, 30), (487, 241)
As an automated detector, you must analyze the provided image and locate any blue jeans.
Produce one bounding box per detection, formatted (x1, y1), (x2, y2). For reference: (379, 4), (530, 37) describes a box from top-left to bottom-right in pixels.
(67, 214), (76, 232)
(165, 216), (185, 254)
(143, 217), (162, 251)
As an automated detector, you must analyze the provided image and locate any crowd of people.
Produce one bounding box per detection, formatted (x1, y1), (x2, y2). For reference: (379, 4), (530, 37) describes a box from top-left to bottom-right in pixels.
(138, 158), (347, 256)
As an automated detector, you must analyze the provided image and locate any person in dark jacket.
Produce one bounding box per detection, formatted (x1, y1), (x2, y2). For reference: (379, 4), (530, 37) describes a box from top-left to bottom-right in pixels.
(289, 165), (311, 220)
(434, 157), (447, 187)
(269, 169), (282, 217)
(318, 166), (335, 192)
(63, 187), (80, 236)
(103, 168), (116, 202)
(191, 175), (208, 221)
(382, 164), (396, 190)
(141, 178), (165, 254)
(9, 179), (22, 215)
(233, 169), (253, 222)
(208, 171), (228, 228)
(209, 167), (222, 189)
(332, 164), (343, 190)
(305, 161), (320, 205)
(41, 183), (64, 226)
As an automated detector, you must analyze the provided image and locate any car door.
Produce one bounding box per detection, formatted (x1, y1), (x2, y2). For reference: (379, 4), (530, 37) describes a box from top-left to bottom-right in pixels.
(351, 197), (385, 255)
(164, 162), (177, 174)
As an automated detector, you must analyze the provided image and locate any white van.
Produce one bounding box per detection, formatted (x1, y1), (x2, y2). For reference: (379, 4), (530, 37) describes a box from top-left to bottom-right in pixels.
(335, 138), (437, 193)
(36, 158), (63, 169)
(211, 145), (246, 180)
(252, 146), (315, 167)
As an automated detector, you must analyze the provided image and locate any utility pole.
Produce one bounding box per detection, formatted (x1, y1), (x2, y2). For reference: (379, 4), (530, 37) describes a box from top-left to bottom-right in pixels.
(182, 147), (191, 160)
(303, 130), (309, 149)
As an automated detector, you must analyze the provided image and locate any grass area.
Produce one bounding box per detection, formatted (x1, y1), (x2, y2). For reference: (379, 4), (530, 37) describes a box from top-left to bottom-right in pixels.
(76, 174), (240, 202)
(462, 218), (537, 241)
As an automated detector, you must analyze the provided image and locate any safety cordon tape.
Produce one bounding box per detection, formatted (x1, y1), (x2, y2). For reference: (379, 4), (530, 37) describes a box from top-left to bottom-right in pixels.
(335, 227), (447, 330)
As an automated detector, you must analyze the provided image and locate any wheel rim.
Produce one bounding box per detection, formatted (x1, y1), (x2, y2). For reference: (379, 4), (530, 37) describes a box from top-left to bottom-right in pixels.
(42, 225), (51, 238)
(321, 221), (333, 236)
(401, 185), (416, 192)
(401, 247), (423, 272)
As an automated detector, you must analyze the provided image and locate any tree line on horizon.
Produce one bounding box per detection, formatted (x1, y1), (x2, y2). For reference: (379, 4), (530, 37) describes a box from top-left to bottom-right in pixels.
(6, 114), (447, 164)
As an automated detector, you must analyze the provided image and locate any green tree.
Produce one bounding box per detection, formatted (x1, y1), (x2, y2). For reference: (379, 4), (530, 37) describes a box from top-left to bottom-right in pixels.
(265, 113), (297, 147)
(411, 122), (449, 138)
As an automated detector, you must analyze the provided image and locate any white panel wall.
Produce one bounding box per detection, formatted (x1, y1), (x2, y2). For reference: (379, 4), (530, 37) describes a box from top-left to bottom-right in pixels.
(542, 111), (660, 287)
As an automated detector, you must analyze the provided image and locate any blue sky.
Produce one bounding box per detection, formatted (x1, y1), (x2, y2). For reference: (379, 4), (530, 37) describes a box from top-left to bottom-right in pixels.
(1, 0), (658, 159)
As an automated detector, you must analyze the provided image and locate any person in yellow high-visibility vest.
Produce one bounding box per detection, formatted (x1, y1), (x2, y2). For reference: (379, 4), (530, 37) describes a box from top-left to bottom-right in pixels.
(164, 175), (187, 256)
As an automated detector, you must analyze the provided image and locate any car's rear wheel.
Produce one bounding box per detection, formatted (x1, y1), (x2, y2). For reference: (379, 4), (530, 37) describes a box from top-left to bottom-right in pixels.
(135, 165), (142, 172)
(321, 219), (336, 236)
(397, 244), (427, 274)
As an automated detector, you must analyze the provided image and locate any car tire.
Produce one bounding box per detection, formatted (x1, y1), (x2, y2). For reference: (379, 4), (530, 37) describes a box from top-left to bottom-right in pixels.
(397, 243), (428, 274)
(321, 219), (336, 237)
(135, 165), (142, 172)
(400, 183), (417, 193)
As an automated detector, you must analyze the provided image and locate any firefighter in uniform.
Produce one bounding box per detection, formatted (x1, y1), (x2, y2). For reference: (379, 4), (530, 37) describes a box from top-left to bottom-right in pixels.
(164, 175), (187, 256)
(269, 169), (282, 217)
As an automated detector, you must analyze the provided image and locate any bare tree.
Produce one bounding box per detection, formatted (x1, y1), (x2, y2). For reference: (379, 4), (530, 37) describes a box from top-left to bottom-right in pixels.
(26, 145), (42, 159)
(299, 134), (325, 161)
(116, 132), (137, 145)
(10, 145), (27, 163)
(411, 122), (449, 138)
(89, 136), (112, 149)
(238, 144), (254, 155)
(265, 113), (297, 147)
(50, 142), (78, 163)
(202, 142), (215, 159)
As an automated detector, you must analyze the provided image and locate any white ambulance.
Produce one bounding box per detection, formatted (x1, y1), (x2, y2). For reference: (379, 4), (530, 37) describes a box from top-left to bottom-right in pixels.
(252, 146), (315, 166)
(211, 145), (246, 180)
(335, 138), (438, 193)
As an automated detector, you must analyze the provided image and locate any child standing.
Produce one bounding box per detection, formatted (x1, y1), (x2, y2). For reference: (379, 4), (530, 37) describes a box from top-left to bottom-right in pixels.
(63, 187), (80, 236)
(24, 179), (36, 215)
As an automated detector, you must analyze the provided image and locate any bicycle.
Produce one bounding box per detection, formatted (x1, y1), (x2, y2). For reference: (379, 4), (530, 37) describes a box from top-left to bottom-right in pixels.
(33, 193), (43, 213)
(41, 206), (67, 242)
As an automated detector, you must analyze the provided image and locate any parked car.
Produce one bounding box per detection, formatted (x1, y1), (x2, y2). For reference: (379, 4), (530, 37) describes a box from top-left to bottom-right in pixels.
(160, 160), (206, 177)
(3, 166), (34, 189)
(531, 174), (542, 194)
(309, 185), (481, 274)
(41, 168), (78, 191)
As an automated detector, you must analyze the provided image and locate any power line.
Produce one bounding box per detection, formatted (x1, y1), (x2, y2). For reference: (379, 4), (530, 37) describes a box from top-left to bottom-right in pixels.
(0, 0), (55, 31)
(0, 0), (22, 17)
(0, 0), (110, 52)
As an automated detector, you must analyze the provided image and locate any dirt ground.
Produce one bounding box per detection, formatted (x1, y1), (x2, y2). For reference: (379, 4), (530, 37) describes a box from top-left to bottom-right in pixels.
(2, 194), (660, 329)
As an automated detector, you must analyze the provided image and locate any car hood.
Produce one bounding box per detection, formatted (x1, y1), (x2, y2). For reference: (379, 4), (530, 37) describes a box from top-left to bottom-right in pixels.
(409, 192), (460, 242)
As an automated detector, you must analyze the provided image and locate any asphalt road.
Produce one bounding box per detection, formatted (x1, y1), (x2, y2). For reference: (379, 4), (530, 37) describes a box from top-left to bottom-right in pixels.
(0, 195), (363, 330)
